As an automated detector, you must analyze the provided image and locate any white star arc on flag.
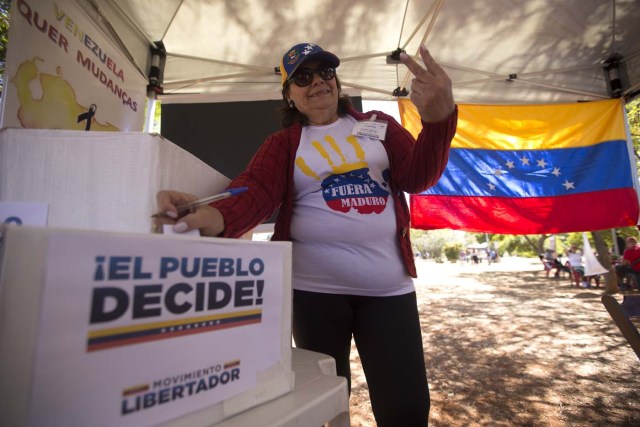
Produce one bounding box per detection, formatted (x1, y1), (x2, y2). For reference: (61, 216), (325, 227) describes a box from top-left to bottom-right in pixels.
(479, 154), (572, 194)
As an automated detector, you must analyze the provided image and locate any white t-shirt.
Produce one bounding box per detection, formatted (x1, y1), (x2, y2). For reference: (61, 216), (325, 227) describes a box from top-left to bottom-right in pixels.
(289, 115), (414, 296)
(567, 251), (583, 267)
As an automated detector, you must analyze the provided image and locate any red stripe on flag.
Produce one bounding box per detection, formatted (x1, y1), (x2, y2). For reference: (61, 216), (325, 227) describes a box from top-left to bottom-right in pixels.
(410, 188), (639, 234)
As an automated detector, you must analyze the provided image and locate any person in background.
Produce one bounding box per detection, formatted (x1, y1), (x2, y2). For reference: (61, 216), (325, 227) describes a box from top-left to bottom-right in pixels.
(615, 237), (640, 288)
(471, 249), (479, 264)
(553, 252), (571, 278)
(488, 248), (497, 265)
(541, 249), (555, 277)
(155, 42), (457, 426)
(566, 245), (587, 288)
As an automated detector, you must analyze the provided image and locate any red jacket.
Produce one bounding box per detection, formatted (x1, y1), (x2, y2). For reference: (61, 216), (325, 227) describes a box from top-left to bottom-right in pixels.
(623, 245), (640, 272)
(213, 105), (458, 278)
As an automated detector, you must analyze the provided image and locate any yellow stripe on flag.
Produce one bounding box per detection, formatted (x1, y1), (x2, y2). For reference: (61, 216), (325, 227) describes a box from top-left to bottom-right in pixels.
(398, 99), (626, 150)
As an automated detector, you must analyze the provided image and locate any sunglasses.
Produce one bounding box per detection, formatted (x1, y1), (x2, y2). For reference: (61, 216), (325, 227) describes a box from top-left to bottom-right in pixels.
(291, 66), (336, 87)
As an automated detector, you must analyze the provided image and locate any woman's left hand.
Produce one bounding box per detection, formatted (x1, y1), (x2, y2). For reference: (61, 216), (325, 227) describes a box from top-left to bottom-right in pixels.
(400, 45), (455, 123)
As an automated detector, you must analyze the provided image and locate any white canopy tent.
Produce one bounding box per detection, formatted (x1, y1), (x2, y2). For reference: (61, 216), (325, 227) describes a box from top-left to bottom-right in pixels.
(79, 0), (640, 104)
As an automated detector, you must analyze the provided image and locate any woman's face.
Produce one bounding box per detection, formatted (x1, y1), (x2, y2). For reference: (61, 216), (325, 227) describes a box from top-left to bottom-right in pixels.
(285, 60), (339, 119)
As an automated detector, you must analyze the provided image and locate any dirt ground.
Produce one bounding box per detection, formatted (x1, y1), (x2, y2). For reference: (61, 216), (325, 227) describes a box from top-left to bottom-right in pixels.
(348, 257), (640, 426)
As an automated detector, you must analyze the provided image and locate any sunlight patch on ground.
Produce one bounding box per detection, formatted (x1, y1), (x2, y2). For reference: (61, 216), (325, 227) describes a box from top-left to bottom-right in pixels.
(348, 256), (640, 426)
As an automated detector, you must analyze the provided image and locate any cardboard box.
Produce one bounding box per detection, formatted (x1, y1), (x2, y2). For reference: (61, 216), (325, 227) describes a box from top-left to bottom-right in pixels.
(0, 226), (294, 426)
(0, 128), (230, 233)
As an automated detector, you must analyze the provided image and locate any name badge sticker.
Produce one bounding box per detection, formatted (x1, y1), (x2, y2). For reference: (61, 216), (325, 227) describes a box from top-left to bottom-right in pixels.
(352, 114), (388, 140)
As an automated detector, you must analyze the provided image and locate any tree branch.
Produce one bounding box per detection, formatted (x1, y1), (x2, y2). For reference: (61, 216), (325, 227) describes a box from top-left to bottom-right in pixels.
(523, 235), (539, 253)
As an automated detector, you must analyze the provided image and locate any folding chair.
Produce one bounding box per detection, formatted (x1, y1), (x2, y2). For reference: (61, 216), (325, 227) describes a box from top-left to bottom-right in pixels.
(602, 294), (640, 360)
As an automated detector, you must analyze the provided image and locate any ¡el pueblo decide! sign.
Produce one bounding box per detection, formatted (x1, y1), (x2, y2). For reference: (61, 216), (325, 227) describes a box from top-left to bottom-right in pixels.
(26, 232), (286, 427)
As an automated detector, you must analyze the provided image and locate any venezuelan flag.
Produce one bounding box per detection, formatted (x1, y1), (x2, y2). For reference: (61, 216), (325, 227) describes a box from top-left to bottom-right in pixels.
(399, 99), (639, 234)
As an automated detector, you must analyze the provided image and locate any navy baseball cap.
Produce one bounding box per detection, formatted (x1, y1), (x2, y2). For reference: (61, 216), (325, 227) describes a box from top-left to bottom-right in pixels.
(280, 43), (340, 86)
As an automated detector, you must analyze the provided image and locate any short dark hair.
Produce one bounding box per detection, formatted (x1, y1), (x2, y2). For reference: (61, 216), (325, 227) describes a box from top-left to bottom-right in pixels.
(279, 75), (352, 128)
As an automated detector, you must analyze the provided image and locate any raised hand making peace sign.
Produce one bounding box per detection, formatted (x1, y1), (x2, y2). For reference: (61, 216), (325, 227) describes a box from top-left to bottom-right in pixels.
(400, 45), (455, 123)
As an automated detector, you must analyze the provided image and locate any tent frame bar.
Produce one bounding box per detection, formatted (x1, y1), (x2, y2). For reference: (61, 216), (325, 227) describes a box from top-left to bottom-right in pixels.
(513, 78), (609, 99)
(163, 71), (271, 90)
(400, 1), (438, 50)
(160, 0), (184, 41)
(341, 52), (389, 62)
(166, 52), (271, 72)
(340, 81), (394, 96)
(400, 0), (447, 90)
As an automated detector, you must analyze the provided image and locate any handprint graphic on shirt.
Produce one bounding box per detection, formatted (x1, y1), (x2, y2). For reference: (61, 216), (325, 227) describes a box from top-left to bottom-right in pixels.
(296, 135), (389, 214)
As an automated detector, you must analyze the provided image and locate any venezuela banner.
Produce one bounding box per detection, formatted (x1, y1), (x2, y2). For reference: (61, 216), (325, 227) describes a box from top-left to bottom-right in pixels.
(399, 99), (640, 234)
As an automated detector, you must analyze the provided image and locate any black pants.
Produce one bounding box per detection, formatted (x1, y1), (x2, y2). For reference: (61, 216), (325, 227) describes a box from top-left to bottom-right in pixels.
(292, 290), (429, 427)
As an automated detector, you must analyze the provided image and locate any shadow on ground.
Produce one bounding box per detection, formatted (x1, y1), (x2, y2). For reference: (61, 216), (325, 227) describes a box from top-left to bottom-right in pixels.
(348, 259), (640, 426)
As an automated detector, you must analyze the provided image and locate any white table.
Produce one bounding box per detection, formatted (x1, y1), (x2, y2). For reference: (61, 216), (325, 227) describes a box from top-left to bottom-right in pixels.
(213, 348), (350, 427)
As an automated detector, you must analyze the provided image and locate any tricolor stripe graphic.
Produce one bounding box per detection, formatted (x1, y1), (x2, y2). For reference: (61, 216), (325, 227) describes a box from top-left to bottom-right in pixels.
(122, 384), (149, 396)
(87, 309), (262, 352)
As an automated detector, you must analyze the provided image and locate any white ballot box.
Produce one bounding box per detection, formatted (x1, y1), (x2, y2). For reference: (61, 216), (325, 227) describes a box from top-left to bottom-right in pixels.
(0, 128), (230, 232)
(0, 226), (294, 427)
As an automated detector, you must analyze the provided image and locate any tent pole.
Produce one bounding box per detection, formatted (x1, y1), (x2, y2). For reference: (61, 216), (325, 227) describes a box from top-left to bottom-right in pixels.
(514, 78), (610, 99)
(89, 0), (154, 44)
(84, 0), (149, 79)
(163, 71), (271, 90)
(624, 49), (640, 63)
(160, 0), (185, 41)
(399, 0), (447, 91)
(437, 63), (501, 78)
(624, 80), (640, 97)
(167, 52), (271, 72)
(339, 81), (394, 96)
(341, 52), (390, 62)
(610, 0), (617, 57)
(453, 76), (514, 88)
(518, 64), (601, 78)
(400, 1), (438, 50)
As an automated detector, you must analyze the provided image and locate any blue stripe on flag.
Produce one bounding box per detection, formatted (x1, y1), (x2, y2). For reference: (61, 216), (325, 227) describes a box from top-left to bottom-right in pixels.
(423, 139), (632, 198)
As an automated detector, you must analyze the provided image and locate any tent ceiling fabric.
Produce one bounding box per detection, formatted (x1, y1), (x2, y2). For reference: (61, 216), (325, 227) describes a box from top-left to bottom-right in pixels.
(91, 0), (640, 103)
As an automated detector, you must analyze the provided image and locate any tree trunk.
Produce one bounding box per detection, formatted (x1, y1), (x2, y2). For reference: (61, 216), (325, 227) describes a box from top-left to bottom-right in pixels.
(591, 230), (618, 293)
(537, 234), (551, 255)
(523, 235), (539, 253)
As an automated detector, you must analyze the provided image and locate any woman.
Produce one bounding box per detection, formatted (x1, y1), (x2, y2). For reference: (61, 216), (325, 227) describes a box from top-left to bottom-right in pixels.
(156, 42), (457, 426)
(566, 245), (586, 287)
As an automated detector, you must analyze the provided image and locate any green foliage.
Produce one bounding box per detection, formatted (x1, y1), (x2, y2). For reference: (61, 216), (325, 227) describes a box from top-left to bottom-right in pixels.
(152, 101), (162, 133)
(443, 243), (462, 262)
(555, 226), (638, 255)
(471, 233), (537, 257)
(0, 0), (11, 93)
(0, 0), (9, 63)
(628, 98), (640, 170)
(410, 229), (463, 259)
